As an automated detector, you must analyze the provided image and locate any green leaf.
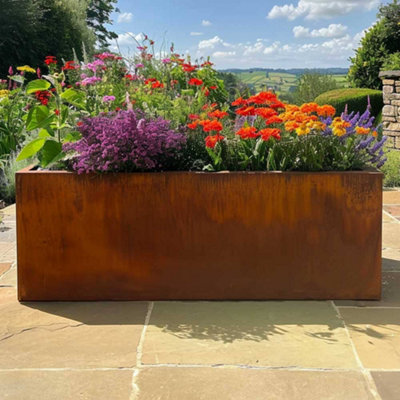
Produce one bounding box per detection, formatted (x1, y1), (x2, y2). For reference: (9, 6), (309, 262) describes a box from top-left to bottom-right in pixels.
(61, 88), (86, 109)
(38, 128), (51, 138)
(39, 140), (63, 167)
(16, 138), (46, 161)
(26, 106), (55, 131)
(64, 131), (81, 143)
(26, 79), (51, 94)
(9, 75), (25, 84)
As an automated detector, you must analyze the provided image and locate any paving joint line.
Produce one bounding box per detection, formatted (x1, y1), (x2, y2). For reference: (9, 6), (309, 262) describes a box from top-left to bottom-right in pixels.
(383, 210), (400, 224)
(336, 306), (400, 309)
(130, 301), (154, 400)
(330, 301), (382, 400)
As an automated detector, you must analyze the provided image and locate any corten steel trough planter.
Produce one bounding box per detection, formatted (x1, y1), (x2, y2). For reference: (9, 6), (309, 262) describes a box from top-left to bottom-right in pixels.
(16, 167), (382, 301)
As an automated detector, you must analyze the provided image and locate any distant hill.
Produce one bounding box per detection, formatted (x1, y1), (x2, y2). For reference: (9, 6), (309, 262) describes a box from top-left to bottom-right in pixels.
(219, 67), (349, 75)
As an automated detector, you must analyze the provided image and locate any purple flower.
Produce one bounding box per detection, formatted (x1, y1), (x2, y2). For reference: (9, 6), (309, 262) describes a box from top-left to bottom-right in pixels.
(85, 59), (105, 73)
(63, 110), (186, 174)
(102, 95), (116, 103)
(80, 76), (102, 86)
(162, 58), (171, 64)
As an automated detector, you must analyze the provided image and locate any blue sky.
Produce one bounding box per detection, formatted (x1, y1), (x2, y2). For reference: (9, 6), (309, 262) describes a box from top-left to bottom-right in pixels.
(109, 0), (389, 69)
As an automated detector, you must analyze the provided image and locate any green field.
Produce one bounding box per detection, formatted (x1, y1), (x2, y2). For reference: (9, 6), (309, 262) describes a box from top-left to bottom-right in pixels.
(232, 70), (349, 94)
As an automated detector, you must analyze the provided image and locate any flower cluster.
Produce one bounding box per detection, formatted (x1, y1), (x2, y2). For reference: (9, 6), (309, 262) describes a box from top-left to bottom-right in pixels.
(63, 110), (186, 173)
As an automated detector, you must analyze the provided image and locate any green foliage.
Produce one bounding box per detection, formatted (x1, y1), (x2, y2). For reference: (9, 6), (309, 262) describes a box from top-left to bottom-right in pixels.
(381, 149), (400, 187)
(382, 52), (400, 71)
(0, 153), (32, 203)
(348, 0), (400, 89)
(293, 73), (337, 105)
(217, 72), (250, 102)
(86, 0), (119, 49)
(315, 88), (383, 117)
(0, 0), (95, 77)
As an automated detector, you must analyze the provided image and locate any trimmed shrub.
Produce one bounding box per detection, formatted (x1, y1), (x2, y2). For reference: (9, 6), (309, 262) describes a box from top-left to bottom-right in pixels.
(381, 148), (400, 187)
(315, 88), (383, 117)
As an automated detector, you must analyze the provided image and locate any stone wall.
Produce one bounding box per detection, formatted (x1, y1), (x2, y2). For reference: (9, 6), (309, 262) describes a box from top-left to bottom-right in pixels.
(380, 71), (400, 149)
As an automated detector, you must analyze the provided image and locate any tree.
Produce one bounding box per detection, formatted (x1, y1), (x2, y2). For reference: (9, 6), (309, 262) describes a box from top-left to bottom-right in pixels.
(86, 0), (119, 49)
(0, 0), (95, 76)
(348, 0), (400, 89)
(293, 73), (337, 104)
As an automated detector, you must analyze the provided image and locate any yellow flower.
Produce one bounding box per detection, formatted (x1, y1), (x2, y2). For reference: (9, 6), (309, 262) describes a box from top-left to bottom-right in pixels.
(17, 65), (36, 73)
(332, 126), (347, 137)
(355, 126), (370, 135)
(0, 89), (10, 98)
(296, 124), (310, 136)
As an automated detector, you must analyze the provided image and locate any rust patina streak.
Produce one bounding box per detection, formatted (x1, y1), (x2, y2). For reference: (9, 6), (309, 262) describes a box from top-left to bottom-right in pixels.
(16, 169), (382, 301)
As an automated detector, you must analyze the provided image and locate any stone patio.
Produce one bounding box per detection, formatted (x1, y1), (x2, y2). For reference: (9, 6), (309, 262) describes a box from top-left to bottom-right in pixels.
(0, 191), (400, 400)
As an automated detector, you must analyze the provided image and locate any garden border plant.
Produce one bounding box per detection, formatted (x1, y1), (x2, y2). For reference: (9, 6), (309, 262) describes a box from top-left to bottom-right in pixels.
(9, 37), (385, 301)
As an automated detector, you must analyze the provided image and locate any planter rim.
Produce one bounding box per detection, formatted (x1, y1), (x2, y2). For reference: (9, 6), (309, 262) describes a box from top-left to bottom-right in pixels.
(17, 165), (383, 176)
(379, 70), (400, 78)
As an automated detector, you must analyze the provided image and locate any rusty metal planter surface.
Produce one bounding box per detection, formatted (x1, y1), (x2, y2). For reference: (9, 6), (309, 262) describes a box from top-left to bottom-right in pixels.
(16, 167), (382, 301)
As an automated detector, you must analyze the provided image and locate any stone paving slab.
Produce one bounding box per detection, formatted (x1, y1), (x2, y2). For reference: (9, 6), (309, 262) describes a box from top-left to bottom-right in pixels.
(0, 263), (11, 277)
(384, 205), (400, 217)
(0, 370), (133, 400)
(142, 301), (358, 369)
(371, 371), (400, 400)
(383, 190), (400, 204)
(340, 308), (400, 369)
(135, 368), (375, 400)
(336, 272), (400, 307)
(382, 223), (400, 250)
(0, 264), (16, 287)
(0, 288), (147, 369)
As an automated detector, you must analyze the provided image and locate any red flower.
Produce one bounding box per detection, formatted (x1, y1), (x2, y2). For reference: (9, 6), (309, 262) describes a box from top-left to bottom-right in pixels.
(152, 80), (164, 89)
(187, 122), (198, 130)
(182, 63), (197, 73)
(54, 109), (60, 115)
(77, 121), (83, 127)
(209, 86), (217, 90)
(204, 89), (210, 97)
(189, 78), (203, 86)
(35, 90), (51, 106)
(44, 56), (57, 66)
(62, 61), (77, 71)
(201, 61), (214, 67)
(145, 78), (157, 84)
(232, 97), (247, 107)
(208, 110), (228, 119)
(205, 134), (224, 148)
(259, 128), (281, 141)
(236, 126), (259, 139)
(189, 114), (199, 120)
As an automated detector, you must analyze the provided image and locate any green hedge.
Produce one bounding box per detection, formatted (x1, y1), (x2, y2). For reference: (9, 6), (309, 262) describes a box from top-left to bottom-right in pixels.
(315, 88), (383, 117)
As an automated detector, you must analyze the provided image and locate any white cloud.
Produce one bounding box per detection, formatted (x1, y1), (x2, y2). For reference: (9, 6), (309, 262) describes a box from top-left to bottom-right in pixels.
(110, 32), (145, 51)
(212, 51), (236, 58)
(195, 29), (365, 69)
(190, 32), (204, 36)
(117, 12), (133, 23)
(198, 36), (232, 50)
(293, 23), (348, 38)
(202, 20), (212, 26)
(267, 0), (379, 20)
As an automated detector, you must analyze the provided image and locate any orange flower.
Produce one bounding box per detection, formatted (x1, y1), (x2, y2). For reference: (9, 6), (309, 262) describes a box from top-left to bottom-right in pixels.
(236, 126), (259, 139)
(236, 106), (256, 116)
(300, 103), (319, 114)
(200, 119), (223, 132)
(284, 121), (300, 132)
(317, 105), (336, 117)
(208, 110), (228, 119)
(355, 126), (371, 135)
(254, 107), (277, 120)
(205, 134), (224, 148)
(266, 115), (283, 125)
(188, 78), (203, 86)
(259, 128), (281, 141)
(248, 91), (277, 105)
